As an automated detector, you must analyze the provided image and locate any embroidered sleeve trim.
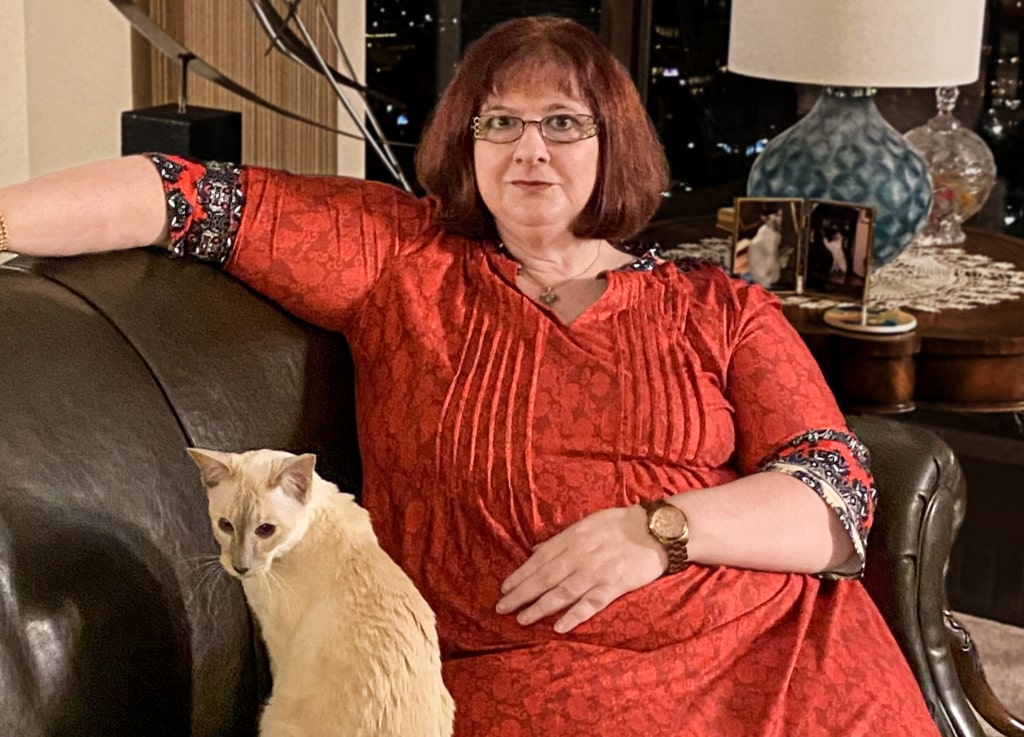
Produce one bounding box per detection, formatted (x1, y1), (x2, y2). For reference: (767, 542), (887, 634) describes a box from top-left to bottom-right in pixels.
(147, 153), (245, 266)
(758, 429), (877, 579)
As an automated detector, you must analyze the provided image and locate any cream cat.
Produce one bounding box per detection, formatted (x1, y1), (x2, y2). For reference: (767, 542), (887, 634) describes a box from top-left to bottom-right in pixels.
(187, 448), (455, 737)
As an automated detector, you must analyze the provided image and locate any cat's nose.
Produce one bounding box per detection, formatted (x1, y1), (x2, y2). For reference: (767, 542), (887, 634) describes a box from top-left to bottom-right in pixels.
(234, 565), (250, 575)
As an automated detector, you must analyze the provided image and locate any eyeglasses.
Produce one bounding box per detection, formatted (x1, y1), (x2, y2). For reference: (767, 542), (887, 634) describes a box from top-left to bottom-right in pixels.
(472, 114), (598, 144)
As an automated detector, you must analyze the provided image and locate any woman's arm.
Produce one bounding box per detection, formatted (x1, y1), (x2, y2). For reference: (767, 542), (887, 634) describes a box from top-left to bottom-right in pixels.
(668, 469), (855, 574)
(0, 156), (168, 256)
(497, 470), (854, 634)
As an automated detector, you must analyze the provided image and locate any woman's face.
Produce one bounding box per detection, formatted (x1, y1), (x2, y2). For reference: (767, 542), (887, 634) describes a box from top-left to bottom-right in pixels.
(473, 79), (599, 241)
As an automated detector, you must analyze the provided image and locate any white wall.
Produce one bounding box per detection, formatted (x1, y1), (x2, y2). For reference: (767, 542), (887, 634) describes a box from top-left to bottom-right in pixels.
(0, 0), (364, 187)
(337, 0), (366, 176)
(0, 0), (34, 185)
(0, 0), (133, 186)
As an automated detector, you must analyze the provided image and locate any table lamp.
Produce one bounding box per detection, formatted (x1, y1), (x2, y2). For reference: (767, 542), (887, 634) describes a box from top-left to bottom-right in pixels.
(728, 0), (987, 267)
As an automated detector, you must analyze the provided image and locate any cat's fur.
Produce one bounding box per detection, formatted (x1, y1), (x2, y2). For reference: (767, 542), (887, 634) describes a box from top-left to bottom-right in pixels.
(747, 211), (783, 288)
(188, 448), (455, 737)
(824, 230), (849, 276)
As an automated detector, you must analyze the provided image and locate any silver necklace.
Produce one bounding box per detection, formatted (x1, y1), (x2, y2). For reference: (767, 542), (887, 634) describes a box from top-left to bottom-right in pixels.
(513, 243), (602, 306)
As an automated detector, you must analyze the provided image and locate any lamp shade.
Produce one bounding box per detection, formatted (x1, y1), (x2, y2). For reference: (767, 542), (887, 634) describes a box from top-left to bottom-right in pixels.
(730, 0), (988, 267)
(728, 0), (986, 88)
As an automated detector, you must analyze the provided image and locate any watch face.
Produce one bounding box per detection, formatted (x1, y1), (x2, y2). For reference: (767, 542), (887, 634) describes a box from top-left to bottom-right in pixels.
(651, 505), (688, 542)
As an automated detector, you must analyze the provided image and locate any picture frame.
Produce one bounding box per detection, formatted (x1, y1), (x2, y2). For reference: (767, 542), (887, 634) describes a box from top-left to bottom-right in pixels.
(732, 197), (802, 293)
(731, 196), (875, 304)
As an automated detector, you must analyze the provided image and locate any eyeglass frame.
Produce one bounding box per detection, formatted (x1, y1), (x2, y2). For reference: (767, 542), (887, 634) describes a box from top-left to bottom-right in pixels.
(471, 114), (599, 144)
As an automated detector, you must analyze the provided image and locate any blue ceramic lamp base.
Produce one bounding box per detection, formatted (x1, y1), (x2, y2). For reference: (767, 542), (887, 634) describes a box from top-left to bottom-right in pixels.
(748, 89), (932, 267)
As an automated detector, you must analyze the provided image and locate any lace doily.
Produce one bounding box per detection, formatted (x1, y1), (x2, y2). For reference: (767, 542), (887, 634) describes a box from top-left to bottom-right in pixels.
(659, 237), (734, 268)
(662, 237), (1024, 313)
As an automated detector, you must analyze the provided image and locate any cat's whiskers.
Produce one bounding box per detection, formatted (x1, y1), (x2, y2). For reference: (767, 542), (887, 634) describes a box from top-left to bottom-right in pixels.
(265, 567), (297, 621)
(255, 568), (273, 602)
(184, 552), (222, 564)
(184, 554), (230, 613)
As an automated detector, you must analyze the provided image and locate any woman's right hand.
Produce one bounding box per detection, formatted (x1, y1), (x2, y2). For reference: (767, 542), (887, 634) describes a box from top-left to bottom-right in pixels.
(496, 504), (666, 634)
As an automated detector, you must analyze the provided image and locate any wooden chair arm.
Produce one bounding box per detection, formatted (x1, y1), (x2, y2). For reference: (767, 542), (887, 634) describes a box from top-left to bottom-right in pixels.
(945, 611), (1024, 737)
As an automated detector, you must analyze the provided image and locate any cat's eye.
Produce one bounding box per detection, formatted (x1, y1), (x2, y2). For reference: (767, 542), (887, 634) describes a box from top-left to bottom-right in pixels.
(217, 518), (234, 534)
(254, 523), (276, 539)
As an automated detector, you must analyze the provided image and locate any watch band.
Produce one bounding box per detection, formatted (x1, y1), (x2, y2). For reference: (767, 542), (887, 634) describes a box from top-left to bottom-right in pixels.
(640, 499), (690, 575)
(663, 536), (690, 574)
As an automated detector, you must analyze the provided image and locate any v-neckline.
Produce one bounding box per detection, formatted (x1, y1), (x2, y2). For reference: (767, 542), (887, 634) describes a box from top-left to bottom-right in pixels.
(486, 241), (660, 328)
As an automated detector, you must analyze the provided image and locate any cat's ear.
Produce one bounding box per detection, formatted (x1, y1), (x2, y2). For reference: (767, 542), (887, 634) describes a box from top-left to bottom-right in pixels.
(275, 453), (317, 505)
(187, 448), (234, 488)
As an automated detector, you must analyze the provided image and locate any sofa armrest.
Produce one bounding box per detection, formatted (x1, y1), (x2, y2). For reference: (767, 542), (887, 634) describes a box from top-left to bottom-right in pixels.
(10, 249), (362, 492)
(0, 249), (361, 737)
(849, 414), (983, 737)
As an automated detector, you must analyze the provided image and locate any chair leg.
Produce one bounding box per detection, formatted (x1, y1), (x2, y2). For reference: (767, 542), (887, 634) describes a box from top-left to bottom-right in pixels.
(944, 610), (1024, 737)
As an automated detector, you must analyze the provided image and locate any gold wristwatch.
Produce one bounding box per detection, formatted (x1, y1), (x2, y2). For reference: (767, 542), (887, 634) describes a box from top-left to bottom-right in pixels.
(640, 499), (690, 575)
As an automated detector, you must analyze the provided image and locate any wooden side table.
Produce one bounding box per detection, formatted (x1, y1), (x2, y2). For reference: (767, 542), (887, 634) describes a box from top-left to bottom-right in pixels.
(638, 217), (1024, 413)
(782, 228), (1024, 413)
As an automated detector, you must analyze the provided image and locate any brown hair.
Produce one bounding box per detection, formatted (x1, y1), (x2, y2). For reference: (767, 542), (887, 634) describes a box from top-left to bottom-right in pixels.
(415, 16), (669, 241)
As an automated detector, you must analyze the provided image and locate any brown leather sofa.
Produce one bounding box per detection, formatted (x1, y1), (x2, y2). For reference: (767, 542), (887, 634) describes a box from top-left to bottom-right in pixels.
(0, 248), (989, 737)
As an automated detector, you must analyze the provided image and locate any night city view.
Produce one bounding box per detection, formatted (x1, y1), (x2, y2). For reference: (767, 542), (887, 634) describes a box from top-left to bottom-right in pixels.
(364, 0), (792, 217)
(365, 0), (1024, 229)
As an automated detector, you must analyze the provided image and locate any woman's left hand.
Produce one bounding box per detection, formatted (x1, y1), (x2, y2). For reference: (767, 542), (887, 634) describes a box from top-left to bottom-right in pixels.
(496, 505), (667, 633)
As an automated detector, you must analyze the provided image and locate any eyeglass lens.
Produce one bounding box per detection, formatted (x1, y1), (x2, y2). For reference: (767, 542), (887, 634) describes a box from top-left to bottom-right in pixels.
(473, 115), (597, 143)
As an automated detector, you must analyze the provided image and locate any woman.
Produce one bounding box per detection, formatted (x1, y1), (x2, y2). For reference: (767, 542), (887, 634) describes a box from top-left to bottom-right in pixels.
(0, 16), (939, 737)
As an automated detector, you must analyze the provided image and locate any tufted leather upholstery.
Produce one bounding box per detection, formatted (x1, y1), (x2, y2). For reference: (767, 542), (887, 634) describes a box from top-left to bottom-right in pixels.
(0, 249), (982, 736)
(851, 414), (983, 737)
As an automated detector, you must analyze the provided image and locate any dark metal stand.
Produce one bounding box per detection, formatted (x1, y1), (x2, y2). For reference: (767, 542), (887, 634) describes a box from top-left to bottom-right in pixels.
(121, 53), (242, 162)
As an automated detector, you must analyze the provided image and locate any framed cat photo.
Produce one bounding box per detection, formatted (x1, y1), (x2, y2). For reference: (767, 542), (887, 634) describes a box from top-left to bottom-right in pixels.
(730, 196), (875, 304)
(804, 200), (874, 301)
(731, 197), (802, 292)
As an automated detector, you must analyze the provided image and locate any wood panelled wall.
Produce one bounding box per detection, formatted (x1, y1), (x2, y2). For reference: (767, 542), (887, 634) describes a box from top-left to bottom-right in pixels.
(132, 0), (339, 174)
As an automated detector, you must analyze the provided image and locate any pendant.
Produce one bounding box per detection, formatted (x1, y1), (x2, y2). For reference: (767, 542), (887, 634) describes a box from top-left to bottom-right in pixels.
(539, 289), (559, 306)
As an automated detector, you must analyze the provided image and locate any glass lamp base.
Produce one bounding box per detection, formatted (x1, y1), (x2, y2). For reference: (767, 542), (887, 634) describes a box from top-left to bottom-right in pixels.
(915, 217), (968, 246)
(904, 87), (996, 248)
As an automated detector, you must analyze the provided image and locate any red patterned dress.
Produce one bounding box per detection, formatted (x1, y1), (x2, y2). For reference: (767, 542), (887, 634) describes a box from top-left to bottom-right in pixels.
(151, 154), (940, 737)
